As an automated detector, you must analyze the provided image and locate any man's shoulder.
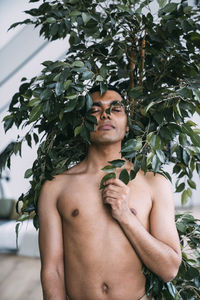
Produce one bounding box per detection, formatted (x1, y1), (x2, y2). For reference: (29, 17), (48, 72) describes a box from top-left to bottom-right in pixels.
(42, 161), (86, 191)
(142, 171), (169, 183)
(138, 170), (172, 193)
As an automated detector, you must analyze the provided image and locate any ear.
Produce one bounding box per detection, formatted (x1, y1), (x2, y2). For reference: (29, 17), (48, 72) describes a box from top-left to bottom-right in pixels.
(126, 125), (129, 133)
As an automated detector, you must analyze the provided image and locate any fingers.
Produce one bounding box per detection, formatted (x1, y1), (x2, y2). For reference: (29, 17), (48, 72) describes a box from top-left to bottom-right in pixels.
(102, 189), (118, 199)
(103, 196), (115, 205)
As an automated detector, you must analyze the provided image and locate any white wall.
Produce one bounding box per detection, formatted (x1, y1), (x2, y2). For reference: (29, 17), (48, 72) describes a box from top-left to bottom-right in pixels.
(0, 0), (69, 199)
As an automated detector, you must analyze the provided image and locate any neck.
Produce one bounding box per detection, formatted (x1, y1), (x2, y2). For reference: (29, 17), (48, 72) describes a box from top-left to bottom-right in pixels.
(85, 142), (123, 171)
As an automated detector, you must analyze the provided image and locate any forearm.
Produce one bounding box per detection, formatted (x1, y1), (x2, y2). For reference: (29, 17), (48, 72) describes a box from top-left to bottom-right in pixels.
(119, 212), (181, 282)
(41, 269), (66, 300)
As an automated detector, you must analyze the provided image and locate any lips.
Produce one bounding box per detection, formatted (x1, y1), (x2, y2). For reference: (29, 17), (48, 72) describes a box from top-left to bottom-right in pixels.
(98, 123), (115, 130)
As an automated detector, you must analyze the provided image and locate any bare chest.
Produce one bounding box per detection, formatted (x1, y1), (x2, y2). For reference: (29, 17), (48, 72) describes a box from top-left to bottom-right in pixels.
(57, 178), (152, 229)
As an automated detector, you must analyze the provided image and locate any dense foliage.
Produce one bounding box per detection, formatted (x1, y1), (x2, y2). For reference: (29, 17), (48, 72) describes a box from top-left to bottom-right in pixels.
(1, 0), (200, 298)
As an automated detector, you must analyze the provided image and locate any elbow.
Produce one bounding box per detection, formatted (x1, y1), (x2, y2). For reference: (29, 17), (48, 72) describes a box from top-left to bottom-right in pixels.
(161, 254), (182, 283)
(161, 268), (178, 283)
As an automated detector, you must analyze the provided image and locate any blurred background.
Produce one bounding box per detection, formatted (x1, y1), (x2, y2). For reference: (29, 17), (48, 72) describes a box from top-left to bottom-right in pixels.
(0, 1), (199, 300)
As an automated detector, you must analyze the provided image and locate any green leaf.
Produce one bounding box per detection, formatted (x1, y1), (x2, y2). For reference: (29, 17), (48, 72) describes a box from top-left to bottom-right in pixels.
(33, 133), (39, 144)
(74, 125), (82, 137)
(152, 155), (161, 173)
(82, 70), (94, 80)
(29, 104), (43, 123)
(157, 0), (167, 8)
(96, 75), (104, 82)
(159, 3), (177, 14)
(181, 189), (192, 206)
(100, 172), (116, 189)
(185, 266), (200, 280)
(121, 139), (137, 152)
(28, 98), (40, 107)
(166, 282), (176, 297)
(128, 87), (143, 100)
(40, 88), (53, 101)
(155, 149), (165, 163)
(64, 80), (72, 90)
(119, 169), (130, 185)
(4, 116), (14, 133)
(67, 94), (77, 100)
(176, 222), (187, 233)
(179, 133), (187, 147)
(72, 60), (84, 68)
(101, 165), (116, 173)
(80, 126), (90, 143)
(176, 182), (185, 193)
(108, 159), (125, 168)
(64, 99), (77, 112)
(85, 120), (95, 131)
(177, 87), (193, 98)
(50, 23), (59, 36)
(190, 133), (200, 148)
(24, 168), (33, 178)
(55, 82), (65, 96)
(17, 214), (30, 222)
(46, 17), (56, 24)
(82, 13), (92, 25)
(70, 10), (81, 17)
(86, 94), (93, 111)
(85, 114), (98, 124)
(182, 124), (200, 147)
(187, 179), (196, 189)
(121, 138), (142, 152)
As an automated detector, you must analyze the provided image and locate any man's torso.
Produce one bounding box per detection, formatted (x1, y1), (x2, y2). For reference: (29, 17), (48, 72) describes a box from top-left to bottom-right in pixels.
(56, 165), (153, 300)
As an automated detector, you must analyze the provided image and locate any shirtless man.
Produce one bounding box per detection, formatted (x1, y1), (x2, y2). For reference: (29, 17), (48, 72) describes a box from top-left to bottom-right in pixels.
(38, 86), (182, 300)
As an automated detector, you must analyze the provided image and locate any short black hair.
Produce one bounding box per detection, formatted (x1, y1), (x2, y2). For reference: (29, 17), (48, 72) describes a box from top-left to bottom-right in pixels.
(89, 84), (123, 98)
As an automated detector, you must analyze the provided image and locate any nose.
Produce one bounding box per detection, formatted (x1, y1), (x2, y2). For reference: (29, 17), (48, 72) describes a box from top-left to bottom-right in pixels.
(100, 108), (111, 120)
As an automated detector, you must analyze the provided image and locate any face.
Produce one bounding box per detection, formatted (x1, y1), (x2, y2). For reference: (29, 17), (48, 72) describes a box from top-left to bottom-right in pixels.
(89, 90), (129, 145)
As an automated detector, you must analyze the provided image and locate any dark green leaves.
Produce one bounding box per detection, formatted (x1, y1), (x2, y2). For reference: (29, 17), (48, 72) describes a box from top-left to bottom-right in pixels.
(158, 2), (178, 16)
(182, 123), (200, 147)
(29, 104), (43, 123)
(121, 138), (142, 152)
(86, 94), (93, 111)
(108, 159), (125, 168)
(24, 168), (33, 179)
(3, 115), (14, 133)
(119, 169), (130, 185)
(64, 99), (77, 112)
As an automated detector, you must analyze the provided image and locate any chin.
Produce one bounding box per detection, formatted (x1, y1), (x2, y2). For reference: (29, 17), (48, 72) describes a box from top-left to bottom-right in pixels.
(90, 132), (126, 145)
(90, 136), (123, 145)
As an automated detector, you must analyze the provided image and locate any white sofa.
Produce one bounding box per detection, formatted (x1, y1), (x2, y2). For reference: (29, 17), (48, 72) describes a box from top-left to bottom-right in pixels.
(0, 219), (40, 257)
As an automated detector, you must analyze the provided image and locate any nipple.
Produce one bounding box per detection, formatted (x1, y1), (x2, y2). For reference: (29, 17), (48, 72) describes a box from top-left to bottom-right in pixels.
(102, 282), (109, 294)
(72, 209), (79, 217)
(130, 207), (137, 215)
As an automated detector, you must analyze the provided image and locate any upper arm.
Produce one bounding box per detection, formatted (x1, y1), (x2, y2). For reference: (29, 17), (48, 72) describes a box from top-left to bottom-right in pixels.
(149, 174), (181, 257)
(38, 179), (64, 272)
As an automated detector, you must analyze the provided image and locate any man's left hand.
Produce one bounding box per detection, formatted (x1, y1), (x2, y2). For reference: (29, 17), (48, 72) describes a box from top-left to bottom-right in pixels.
(102, 178), (132, 223)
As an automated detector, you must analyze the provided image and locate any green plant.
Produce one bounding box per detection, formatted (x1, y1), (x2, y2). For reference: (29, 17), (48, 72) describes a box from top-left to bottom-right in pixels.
(1, 0), (200, 298)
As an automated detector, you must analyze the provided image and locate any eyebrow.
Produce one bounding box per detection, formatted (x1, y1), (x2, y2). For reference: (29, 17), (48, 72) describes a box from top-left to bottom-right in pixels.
(92, 100), (124, 107)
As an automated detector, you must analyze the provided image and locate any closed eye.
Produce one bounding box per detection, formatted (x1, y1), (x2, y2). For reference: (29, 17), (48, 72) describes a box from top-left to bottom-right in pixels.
(91, 108), (101, 113)
(111, 107), (123, 112)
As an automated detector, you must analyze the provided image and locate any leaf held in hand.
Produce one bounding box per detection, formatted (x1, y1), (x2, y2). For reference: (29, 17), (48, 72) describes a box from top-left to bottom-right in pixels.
(100, 172), (116, 189)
